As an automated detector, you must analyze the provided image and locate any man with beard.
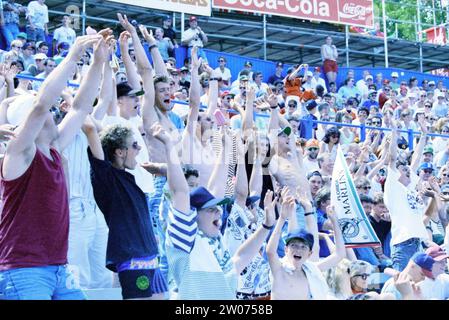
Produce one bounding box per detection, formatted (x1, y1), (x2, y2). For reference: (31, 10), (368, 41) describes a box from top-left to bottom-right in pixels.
(303, 139), (320, 174)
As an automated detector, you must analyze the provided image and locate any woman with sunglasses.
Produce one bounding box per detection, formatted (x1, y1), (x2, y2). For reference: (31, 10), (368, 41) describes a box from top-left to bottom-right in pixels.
(348, 260), (372, 295)
(320, 126), (340, 160)
(84, 119), (167, 300)
(214, 56), (231, 86)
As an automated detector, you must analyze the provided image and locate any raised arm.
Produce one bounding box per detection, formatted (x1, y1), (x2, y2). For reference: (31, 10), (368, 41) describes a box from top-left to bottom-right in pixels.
(204, 65), (221, 117)
(183, 46), (201, 137)
(117, 31), (141, 90)
(388, 122), (398, 168)
(266, 192), (294, 273)
(316, 205), (345, 272)
(57, 30), (113, 152)
(131, 16), (168, 77)
(6, 34), (102, 156)
(233, 190), (277, 275)
(134, 25), (158, 133)
(241, 84), (255, 139)
(151, 123), (190, 214)
(82, 114), (104, 160)
(92, 59), (114, 121)
(297, 187), (320, 262)
(234, 137), (248, 208)
(410, 119), (428, 173)
(207, 127), (231, 199)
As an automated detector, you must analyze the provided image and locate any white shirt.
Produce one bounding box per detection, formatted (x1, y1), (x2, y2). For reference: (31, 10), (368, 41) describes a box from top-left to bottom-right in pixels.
(27, 1), (49, 30)
(384, 167), (429, 246)
(53, 26), (76, 47)
(102, 115), (154, 194)
(181, 28), (204, 47)
(419, 274), (449, 300)
(214, 67), (232, 82)
(311, 77), (327, 93)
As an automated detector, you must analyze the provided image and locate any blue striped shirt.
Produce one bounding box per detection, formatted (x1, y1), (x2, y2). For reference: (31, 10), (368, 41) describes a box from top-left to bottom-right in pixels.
(166, 205), (238, 300)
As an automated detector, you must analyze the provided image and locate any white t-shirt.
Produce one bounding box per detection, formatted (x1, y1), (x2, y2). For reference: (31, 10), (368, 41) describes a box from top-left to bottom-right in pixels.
(419, 274), (449, 300)
(102, 115), (154, 194)
(53, 26), (76, 47)
(27, 1), (49, 30)
(384, 167), (429, 246)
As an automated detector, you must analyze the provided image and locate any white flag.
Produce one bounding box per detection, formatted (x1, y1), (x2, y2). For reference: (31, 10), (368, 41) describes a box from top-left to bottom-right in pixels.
(331, 145), (380, 248)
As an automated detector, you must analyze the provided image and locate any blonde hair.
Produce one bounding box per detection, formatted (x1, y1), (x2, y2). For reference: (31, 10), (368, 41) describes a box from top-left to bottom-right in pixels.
(326, 258), (352, 297)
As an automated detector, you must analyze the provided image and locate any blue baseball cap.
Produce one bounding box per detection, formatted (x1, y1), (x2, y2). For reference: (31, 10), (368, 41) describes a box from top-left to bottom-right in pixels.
(411, 252), (434, 278)
(190, 186), (231, 211)
(418, 162), (435, 172)
(285, 229), (314, 250)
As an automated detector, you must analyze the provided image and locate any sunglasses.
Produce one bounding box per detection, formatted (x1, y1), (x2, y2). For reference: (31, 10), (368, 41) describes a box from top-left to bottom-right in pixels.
(372, 121), (381, 125)
(425, 105), (432, 108)
(288, 104), (297, 108)
(239, 86), (246, 90)
(331, 135), (339, 138)
(442, 173), (449, 177)
(308, 147), (319, 151)
(127, 141), (139, 150)
(423, 169), (433, 174)
(354, 274), (370, 280)
(361, 186), (371, 190)
(443, 192), (449, 196)
(218, 60), (225, 62)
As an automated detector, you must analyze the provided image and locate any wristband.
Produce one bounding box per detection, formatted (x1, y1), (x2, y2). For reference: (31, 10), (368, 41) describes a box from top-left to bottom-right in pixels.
(304, 211), (314, 217)
(210, 77), (220, 81)
(262, 223), (274, 230)
(148, 44), (158, 51)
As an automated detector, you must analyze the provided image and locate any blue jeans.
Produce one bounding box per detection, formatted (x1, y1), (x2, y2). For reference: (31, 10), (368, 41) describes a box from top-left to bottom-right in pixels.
(0, 265), (86, 300)
(0, 23), (19, 50)
(187, 47), (208, 63)
(391, 238), (423, 272)
(26, 26), (45, 42)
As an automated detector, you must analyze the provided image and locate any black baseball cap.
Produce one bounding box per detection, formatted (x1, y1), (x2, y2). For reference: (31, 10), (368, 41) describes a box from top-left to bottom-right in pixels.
(116, 83), (144, 99)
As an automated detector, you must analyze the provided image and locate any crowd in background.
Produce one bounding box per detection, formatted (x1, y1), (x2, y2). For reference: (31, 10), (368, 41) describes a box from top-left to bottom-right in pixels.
(0, 5), (448, 300)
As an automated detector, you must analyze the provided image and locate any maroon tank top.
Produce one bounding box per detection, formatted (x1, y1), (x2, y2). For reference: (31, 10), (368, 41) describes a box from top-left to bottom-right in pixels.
(0, 147), (69, 270)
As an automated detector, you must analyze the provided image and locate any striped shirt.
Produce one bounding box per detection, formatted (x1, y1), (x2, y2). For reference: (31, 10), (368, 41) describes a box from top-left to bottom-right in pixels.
(166, 205), (238, 300)
(223, 203), (271, 297)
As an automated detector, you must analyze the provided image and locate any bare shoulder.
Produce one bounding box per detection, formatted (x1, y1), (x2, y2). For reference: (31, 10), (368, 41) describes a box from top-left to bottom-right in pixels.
(2, 144), (36, 181)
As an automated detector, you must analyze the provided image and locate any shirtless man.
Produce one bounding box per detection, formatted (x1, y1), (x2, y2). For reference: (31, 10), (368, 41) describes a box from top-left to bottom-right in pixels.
(267, 99), (312, 229)
(117, 14), (182, 165)
(266, 192), (345, 300)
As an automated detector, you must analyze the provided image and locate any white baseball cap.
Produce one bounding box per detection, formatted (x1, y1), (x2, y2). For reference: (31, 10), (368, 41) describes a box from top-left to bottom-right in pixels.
(391, 72), (399, 78)
(33, 53), (48, 60)
(7, 94), (36, 126)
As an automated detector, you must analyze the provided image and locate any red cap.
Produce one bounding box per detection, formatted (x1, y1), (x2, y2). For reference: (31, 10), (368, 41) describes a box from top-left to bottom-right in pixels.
(426, 246), (449, 262)
(189, 16), (197, 22)
(314, 66), (321, 72)
(383, 79), (390, 85)
(220, 90), (235, 98)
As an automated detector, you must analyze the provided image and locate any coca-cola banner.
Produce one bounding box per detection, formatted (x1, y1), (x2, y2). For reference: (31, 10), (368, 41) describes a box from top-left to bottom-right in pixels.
(213, 0), (374, 27)
(107, 0), (211, 16)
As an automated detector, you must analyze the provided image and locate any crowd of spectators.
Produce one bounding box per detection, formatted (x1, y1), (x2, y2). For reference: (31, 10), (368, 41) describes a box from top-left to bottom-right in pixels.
(0, 7), (448, 301)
